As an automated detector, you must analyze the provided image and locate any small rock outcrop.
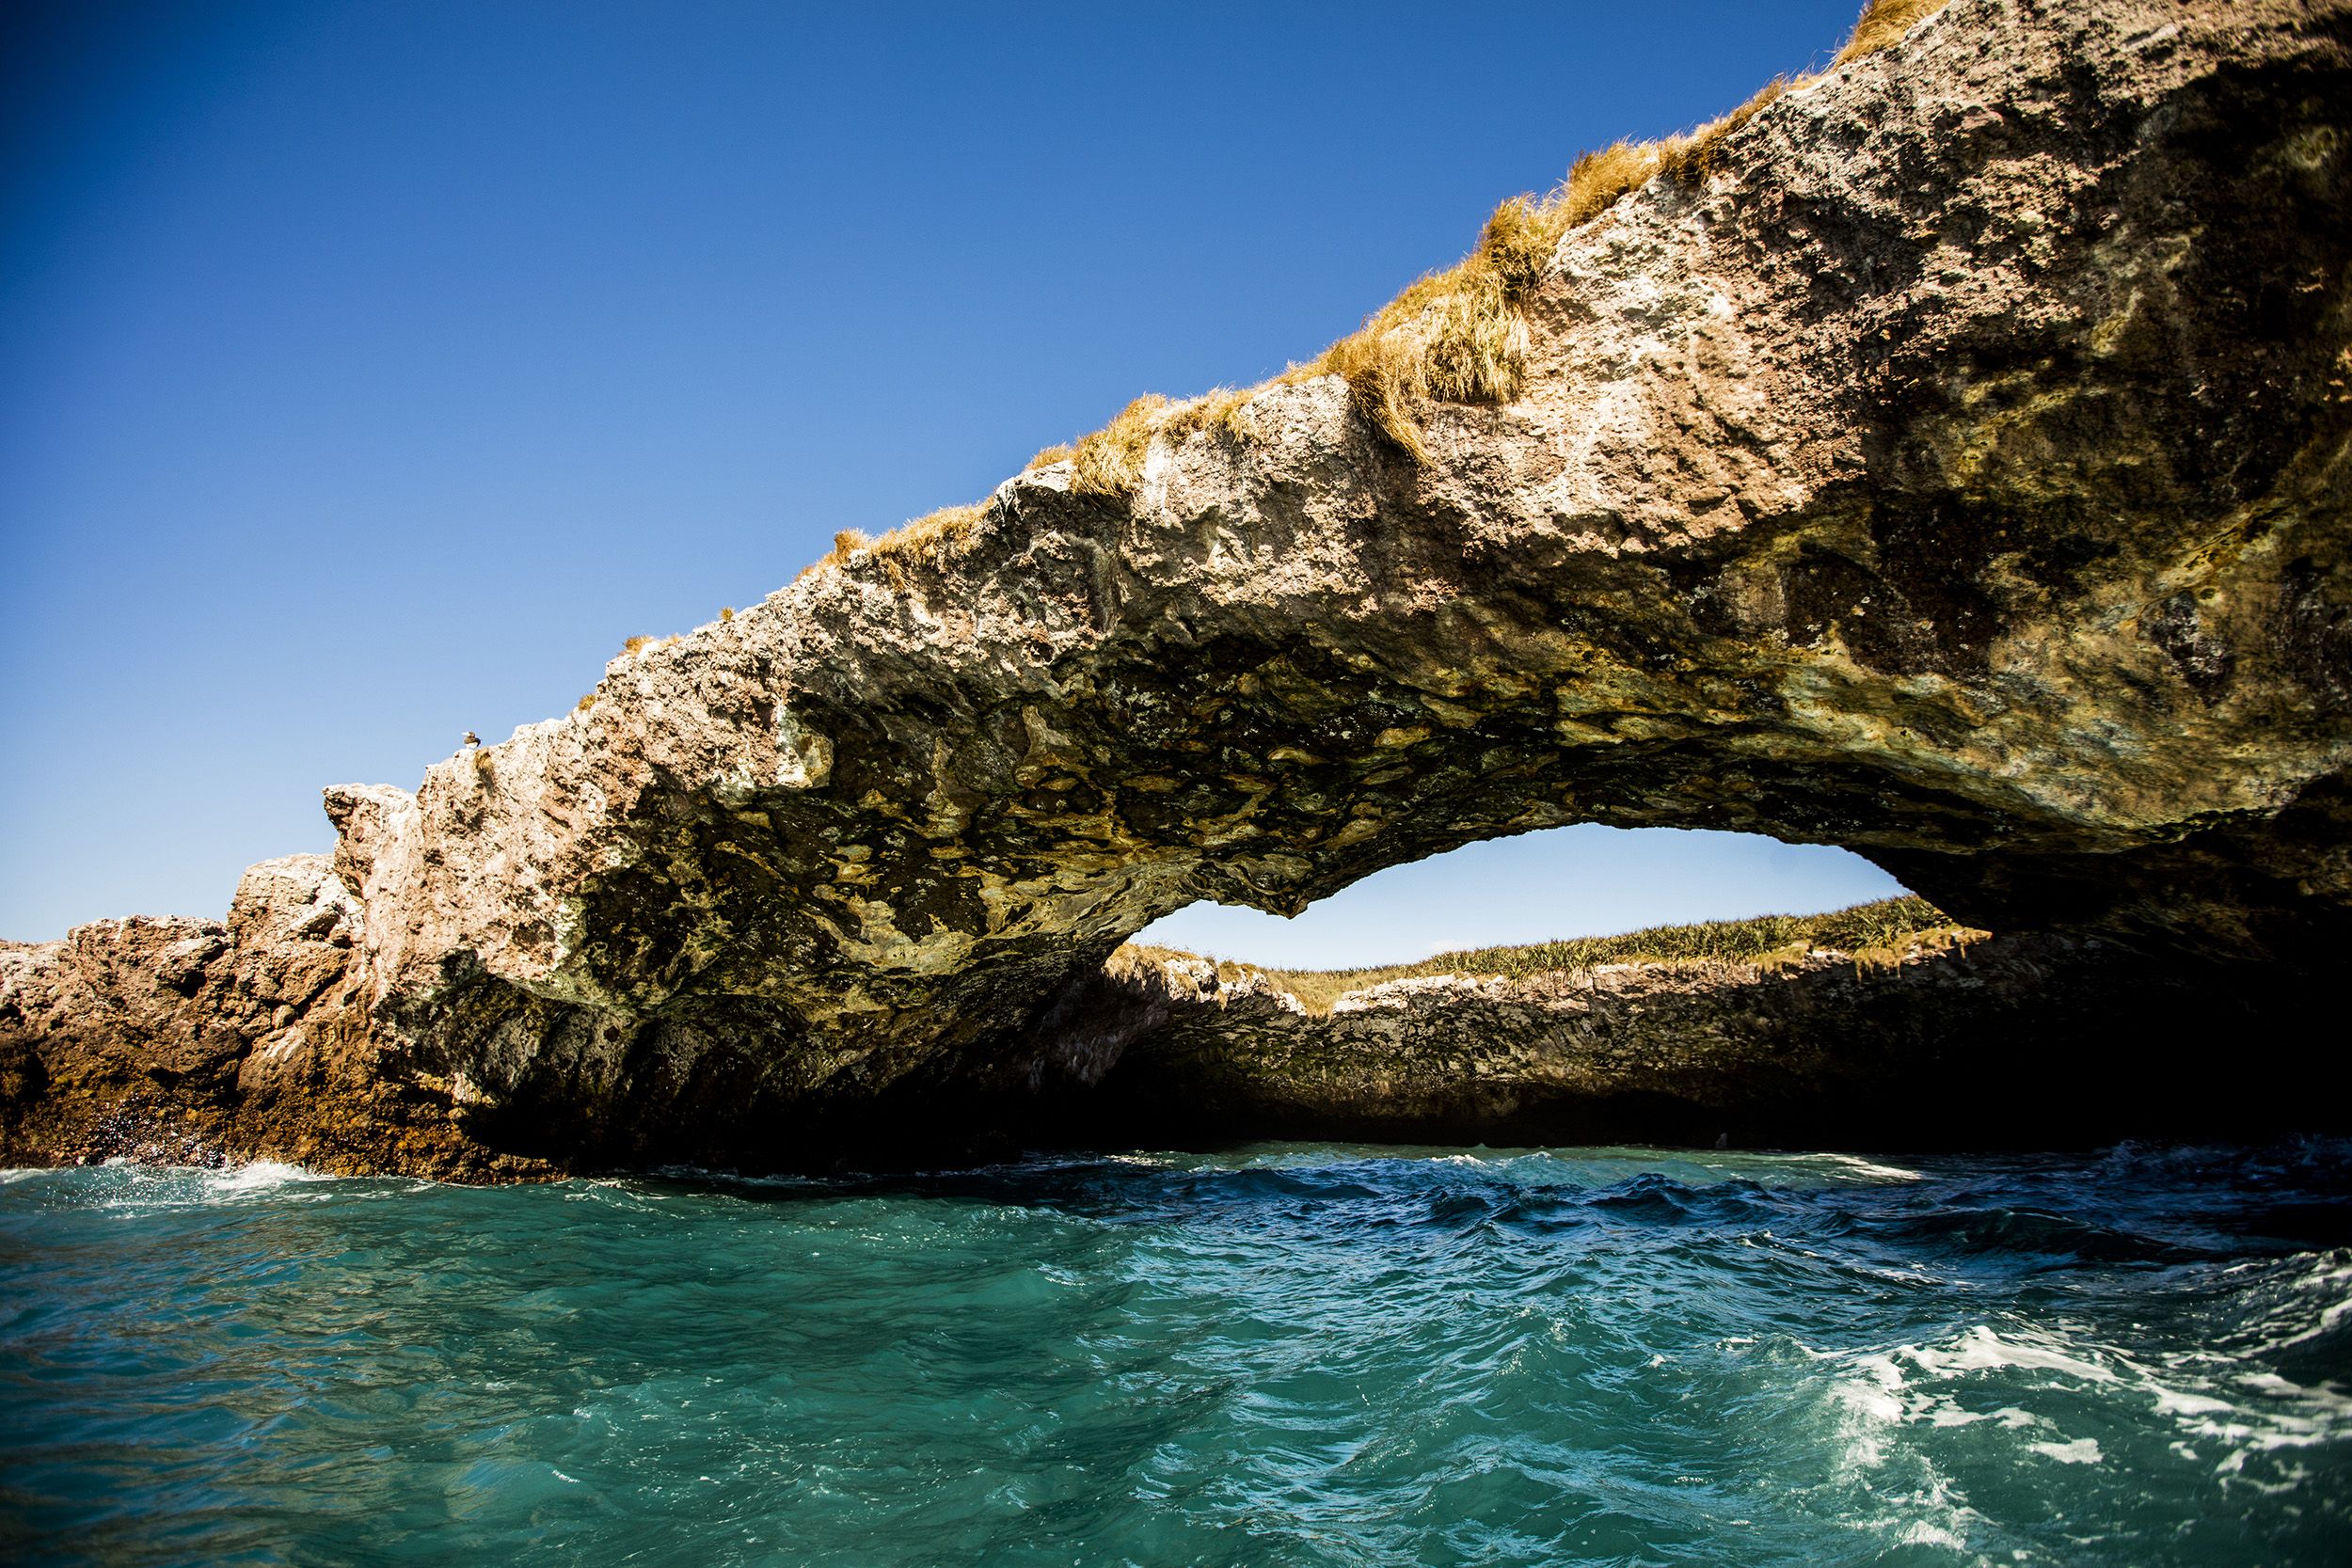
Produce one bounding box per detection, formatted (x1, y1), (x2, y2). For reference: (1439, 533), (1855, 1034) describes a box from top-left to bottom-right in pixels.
(5, 0), (2349, 1174)
(0, 859), (542, 1178)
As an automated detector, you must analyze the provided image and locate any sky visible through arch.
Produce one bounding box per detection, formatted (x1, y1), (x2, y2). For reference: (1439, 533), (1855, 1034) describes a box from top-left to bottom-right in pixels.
(3, 0), (1901, 946)
(1136, 827), (1905, 971)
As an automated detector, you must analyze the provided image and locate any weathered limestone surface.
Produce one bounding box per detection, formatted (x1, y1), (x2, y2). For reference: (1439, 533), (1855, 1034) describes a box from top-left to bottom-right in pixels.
(5, 0), (2349, 1173)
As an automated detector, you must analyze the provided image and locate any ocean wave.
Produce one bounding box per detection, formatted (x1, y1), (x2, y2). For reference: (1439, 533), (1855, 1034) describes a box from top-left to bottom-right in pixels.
(6, 1141), (2347, 1566)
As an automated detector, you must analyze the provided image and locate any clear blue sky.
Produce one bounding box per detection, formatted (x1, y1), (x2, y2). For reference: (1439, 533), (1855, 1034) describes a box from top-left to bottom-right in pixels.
(1, 0), (1907, 947)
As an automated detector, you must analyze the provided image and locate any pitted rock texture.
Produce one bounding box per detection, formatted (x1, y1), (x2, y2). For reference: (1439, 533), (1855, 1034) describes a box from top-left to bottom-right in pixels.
(0, 858), (545, 1179)
(4, 0), (2349, 1174)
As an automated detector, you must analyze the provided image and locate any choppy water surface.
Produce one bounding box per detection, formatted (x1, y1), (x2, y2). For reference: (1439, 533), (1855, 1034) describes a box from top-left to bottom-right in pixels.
(3, 1143), (2348, 1567)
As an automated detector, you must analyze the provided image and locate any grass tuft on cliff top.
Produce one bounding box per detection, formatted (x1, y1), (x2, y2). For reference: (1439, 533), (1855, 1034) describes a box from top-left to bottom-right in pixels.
(1157, 895), (1981, 1015)
(799, 0), (1953, 579)
(1836, 0), (1952, 62)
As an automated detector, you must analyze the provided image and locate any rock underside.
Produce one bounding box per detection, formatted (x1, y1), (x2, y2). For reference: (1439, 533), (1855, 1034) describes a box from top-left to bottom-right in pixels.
(6, 0), (2350, 1177)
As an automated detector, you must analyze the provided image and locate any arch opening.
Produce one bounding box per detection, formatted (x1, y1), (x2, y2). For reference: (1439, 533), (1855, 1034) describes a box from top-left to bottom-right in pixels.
(1131, 825), (1909, 972)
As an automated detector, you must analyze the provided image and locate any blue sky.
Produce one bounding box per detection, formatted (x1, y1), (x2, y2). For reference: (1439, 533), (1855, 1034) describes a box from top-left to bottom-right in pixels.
(1, 0), (1906, 948)
(1136, 827), (1901, 971)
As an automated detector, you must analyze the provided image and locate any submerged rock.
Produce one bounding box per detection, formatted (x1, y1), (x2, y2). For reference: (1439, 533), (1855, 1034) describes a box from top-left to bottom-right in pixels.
(5, 0), (2350, 1174)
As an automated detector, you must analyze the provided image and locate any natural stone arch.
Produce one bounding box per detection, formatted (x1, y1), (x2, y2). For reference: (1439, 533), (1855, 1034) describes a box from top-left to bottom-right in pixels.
(6, 0), (2346, 1175)
(296, 0), (2352, 1166)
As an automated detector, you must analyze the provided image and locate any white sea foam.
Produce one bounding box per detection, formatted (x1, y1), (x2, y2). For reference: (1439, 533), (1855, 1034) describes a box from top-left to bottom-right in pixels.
(2252, 1256), (2352, 1353)
(1836, 1470), (1998, 1563)
(2153, 1387), (2235, 1418)
(1813, 1152), (1926, 1183)
(1815, 1324), (2115, 1453)
(1808, 1304), (2352, 1500)
(1904, 1324), (2118, 1385)
(66, 1157), (354, 1212)
(2027, 1437), (2103, 1465)
(207, 1159), (329, 1194)
(1893, 1519), (1970, 1550)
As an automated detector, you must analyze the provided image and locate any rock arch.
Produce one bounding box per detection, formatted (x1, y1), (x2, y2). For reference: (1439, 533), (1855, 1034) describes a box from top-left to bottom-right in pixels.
(8, 0), (2350, 1173)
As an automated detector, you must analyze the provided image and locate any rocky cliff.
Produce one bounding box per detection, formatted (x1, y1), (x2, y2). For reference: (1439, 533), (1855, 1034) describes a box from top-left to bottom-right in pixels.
(6, 0), (2349, 1175)
(1063, 929), (2282, 1152)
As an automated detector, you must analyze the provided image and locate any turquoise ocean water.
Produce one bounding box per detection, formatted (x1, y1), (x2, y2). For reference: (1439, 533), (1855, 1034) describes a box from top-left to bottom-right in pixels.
(3, 1141), (2347, 1566)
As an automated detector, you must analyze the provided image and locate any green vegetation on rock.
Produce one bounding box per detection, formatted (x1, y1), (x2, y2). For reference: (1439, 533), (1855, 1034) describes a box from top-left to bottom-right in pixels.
(1229, 896), (1979, 1013)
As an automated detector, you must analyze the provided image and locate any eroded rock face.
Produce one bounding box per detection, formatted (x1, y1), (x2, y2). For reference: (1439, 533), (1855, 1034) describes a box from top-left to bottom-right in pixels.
(0, 858), (543, 1178)
(5, 0), (2349, 1173)
(1064, 937), (2287, 1151)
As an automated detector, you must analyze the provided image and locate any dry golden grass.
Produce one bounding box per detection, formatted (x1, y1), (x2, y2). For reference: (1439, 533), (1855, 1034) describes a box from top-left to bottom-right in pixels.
(1299, 261), (1526, 460)
(786, 529), (870, 586)
(789, 501), (994, 590)
(1200, 896), (1979, 1014)
(1476, 195), (1568, 298)
(1064, 387), (1264, 494)
(1836, 0), (1950, 64)
(1657, 77), (1793, 184)
(788, 0), (1953, 569)
(1285, 0), (1947, 457)
(1475, 139), (1672, 296)
(872, 500), (990, 573)
(1453, 1), (1940, 317)
(1070, 395), (1171, 497)
(1160, 386), (1259, 445)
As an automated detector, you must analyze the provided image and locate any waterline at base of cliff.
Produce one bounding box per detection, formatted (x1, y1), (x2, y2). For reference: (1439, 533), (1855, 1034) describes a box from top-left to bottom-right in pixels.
(5, 1139), (2347, 1566)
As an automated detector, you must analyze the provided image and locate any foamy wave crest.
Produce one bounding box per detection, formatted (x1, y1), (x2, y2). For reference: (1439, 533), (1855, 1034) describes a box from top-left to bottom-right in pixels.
(1812, 1298), (2352, 1496)
(32, 1157), (350, 1212)
(206, 1159), (333, 1194)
